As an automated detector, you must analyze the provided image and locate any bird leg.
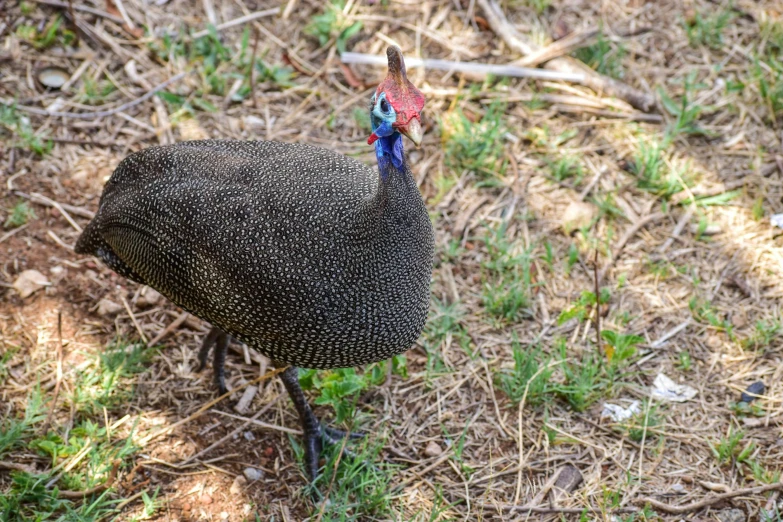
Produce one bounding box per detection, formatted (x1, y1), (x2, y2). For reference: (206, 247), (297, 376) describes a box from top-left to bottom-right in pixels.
(197, 327), (229, 395)
(277, 366), (365, 482)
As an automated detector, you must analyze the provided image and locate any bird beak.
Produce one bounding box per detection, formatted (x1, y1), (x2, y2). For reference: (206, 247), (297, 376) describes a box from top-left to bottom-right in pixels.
(398, 117), (423, 148)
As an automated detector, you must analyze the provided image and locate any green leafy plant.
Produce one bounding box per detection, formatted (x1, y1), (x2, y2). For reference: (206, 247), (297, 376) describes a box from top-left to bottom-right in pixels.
(557, 288), (611, 325)
(659, 72), (711, 137)
(4, 200), (36, 229)
(481, 223), (535, 323)
(741, 319), (781, 351)
(711, 428), (753, 465)
(574, 32), (626, 79)
(496, 339), (553, 406)
(685, 8), (734, 49)
(0, 104), (53, 156)
(443, 101), (508, 183)
(601, 330), (643, 374)
(304, 0), (363, 54)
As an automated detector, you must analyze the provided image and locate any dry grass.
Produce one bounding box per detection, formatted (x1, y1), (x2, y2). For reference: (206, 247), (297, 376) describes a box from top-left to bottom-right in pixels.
(2, 0), (783, 520)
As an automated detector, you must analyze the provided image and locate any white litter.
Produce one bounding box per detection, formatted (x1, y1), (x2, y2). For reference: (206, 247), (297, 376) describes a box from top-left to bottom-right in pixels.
(651, 373), (697, 402)
(771, 214), (783, 228)
(601, 400), (641, 422)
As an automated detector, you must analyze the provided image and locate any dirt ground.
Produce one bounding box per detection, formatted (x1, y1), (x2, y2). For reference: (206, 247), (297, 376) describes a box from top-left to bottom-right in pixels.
(2, 0), (783, 520)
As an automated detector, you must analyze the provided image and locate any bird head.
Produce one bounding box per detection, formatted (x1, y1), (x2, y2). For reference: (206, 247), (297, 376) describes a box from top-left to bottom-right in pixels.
(368, 46), (425, 148)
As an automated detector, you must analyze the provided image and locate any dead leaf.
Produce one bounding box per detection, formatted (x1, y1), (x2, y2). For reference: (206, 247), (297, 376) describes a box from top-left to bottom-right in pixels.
(13, 270), (50, 298)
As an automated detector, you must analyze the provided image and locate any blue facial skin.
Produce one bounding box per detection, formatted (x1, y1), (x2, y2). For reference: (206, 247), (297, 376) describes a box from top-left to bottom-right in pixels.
(370, 93), (405, 176)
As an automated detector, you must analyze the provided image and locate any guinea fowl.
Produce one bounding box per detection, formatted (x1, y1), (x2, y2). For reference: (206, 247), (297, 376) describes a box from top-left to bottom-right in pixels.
(75, 46), (434, 481)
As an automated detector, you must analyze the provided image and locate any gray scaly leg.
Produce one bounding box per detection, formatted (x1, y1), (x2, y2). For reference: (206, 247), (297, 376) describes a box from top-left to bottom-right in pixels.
(277, 365), (366, 482)
(198, 327), (229, 394)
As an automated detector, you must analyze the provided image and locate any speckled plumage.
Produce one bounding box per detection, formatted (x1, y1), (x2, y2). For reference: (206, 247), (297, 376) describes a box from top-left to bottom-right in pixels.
(75, 139), (434, 369)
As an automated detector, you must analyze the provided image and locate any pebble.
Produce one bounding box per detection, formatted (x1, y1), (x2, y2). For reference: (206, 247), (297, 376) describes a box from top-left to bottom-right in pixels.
(137, 287), (162, 307)
(740, 381), (765, 403)
(424, 441), (443, 458)
(97, 298), (123, 316)
(243, 467), (263, 481)
(716, 508), (745, 522)
(199, 494), (213, 505)
(230, 475), (247, 495)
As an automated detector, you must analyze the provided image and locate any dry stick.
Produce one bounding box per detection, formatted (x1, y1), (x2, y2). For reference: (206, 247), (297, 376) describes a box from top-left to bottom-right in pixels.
(23, 192), (82, 232)
(638, 482), (783, 514)
(146, 311), (189, 347)
(42, 312), (64, 433)
(188, 7), (280, 39)
(658, 206), (695, 253)
(120, 295), (148, 344)
(597, 212), (666, 285)
(2, 72), (188, 120)
(0, 224), (28, 245)
(182, 394), (283, 464)
(476, 0), (655, 112)
(139, 368), (284, 446)
(499, 504), (639, 515)
(250, 26), (260, 110)
(515, 27), (601, 68)
(12, 191), (95, 219)
(29, 0), (125, 24)
(0, 461), (36, 473)
(593, 249), (600, 351)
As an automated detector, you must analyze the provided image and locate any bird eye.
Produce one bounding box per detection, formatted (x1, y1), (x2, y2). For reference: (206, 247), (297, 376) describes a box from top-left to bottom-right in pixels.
(380, 98), (390, 113)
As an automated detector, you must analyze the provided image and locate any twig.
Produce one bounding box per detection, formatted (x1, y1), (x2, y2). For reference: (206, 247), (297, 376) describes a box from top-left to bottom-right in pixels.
(42, 312), (64, 433)
(24, 192), (82, 232)
(147, 311), (189, 347)
(12, 190), (95, 219)
(2, 72), (188, 120)
(0, 461), (36, 473)
(638, 482), (783, 514)
(29, 0), (124, 24)
(515, 27), (601, 68)
(593, 249), (601, 350)
(597, 212), (666, 284)
(182, 395), (283, 464)
(341, 52), (586, 82)
(120, 295), (148, 344)
(0, 224), (28, 245)
(211, 410), (300, 435)
(658, 206), (695, 253)
(250, 27), (260, 109)
(58, 460), (120, 498)
(497, 504), (639, 514)
(139, 368), (284, 445)
(476, 0), (655, 111)
(189, 8), (280, 39)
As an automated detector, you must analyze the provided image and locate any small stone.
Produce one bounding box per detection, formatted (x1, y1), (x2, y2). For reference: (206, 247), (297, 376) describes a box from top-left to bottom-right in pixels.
(220, 513), (229, 520)
(423, 441), (443, 458)
(230, 475), (247, 495)
(243, 431), (256, 442)
(182, 502), (191, 512)
(13, 270), (50, 298)
(96, 298), (123, 316)
(730, 312), (747, 329)
(243, 467), (263, 481)
(137, 287), (161, 307)
(717, 508), (745, 522)
(561, 200), (597, 235)
(706, 335), (722, 349)
(740, 381), (765, 403)
(199, 494), (213, 505)
(242, 115), (265, 129)
(263, 446), (274, 457)
(690, 223), (722, 236)
(671, 483), (685, 493)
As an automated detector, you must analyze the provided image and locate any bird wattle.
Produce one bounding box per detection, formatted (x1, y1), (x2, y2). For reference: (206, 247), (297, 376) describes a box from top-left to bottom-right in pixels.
(374, 132), (405, 174)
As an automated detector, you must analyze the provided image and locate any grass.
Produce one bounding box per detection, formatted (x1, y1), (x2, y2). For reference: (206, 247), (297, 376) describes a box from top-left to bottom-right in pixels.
(496, 338), (553, 406)
(740, 319), (782, 351)
(573, 31), (626, 80)
(0, 339), (154, 521)
(4, 200), (36, 229)
(442, 101), (508, 184)
(304, 0), (363, 54)
(0, 104), (53, 156)
(685, 8), (734, 50)
(480, 222), (536, 324)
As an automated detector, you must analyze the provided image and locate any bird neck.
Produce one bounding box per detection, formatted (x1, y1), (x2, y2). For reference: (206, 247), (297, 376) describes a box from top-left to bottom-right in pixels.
(374, 131), (405, 179)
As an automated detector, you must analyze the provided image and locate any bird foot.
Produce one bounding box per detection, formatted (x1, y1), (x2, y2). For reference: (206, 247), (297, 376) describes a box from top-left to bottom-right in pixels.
(197, 327), (229, 395)
(302, 421), (366, 485)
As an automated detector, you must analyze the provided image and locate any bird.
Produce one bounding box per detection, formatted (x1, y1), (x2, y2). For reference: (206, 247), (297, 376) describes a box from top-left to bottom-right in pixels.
(75, 45), (434, 482)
